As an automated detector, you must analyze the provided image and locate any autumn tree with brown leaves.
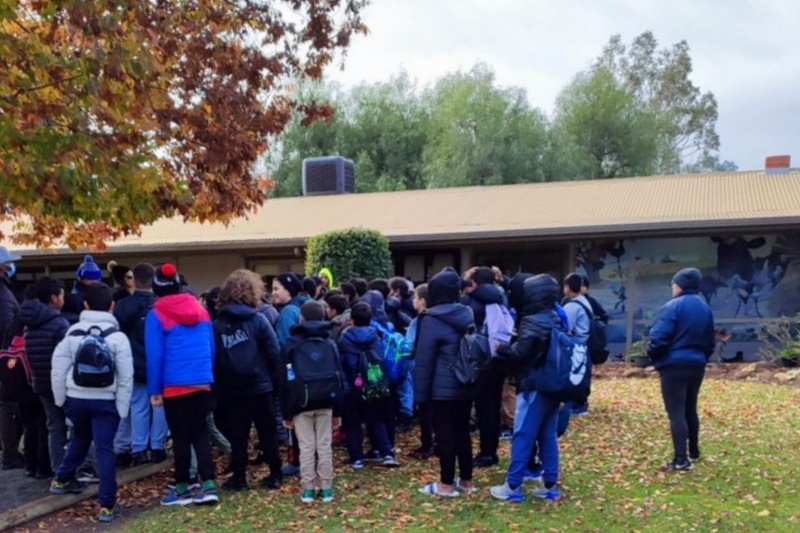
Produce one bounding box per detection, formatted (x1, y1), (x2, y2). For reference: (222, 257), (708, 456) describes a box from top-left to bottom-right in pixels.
(0, 0), (368, 249)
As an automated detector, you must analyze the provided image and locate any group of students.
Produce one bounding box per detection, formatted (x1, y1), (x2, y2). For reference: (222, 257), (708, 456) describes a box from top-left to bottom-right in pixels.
(0, 245), (716, 519)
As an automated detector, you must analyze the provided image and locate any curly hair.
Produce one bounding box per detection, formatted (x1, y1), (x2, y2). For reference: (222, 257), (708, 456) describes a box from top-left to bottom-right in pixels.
(218, 269), (265, 308)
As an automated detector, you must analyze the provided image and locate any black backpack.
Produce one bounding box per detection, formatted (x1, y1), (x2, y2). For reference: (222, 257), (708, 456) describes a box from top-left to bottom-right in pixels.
(286, 338), (343, 412)
(451, 326), (491, 386)
(213, 317), (263, 383)
(70, 326), (117, 388)
(568, 299), (609, 365)
(358, 346), (392, 403)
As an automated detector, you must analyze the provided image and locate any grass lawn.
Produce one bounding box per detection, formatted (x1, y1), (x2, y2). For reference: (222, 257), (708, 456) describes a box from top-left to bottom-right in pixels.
(120, 377), (800, 533)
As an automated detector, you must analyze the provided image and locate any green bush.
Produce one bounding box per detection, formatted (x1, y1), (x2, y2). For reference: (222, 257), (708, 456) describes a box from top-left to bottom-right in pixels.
(305, 228), (393, 285)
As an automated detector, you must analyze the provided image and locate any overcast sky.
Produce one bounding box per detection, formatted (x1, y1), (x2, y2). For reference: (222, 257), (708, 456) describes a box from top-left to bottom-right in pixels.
(325, 0), (799, 171)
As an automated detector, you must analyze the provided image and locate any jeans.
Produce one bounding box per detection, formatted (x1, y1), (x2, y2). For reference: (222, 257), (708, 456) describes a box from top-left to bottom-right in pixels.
(164, 391), (214, 484)
(39, 394), (68, 472)
(397, 362), (414, 418)
(293, 408), (333, 491)
(659, 365), (705, 462)
(228, 392), (280, 481)
(432, 400), (472, 485)
(56, 398), (120, 509)
(130, 383), (167, 453)
(113, 414), (131, 454)
(507, 391), (560, 489)
(364, 397), (395, 457)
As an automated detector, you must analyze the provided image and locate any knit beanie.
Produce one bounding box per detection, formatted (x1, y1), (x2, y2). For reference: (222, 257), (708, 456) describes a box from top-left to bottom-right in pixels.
(76, 255), (103, 281)
(275, 272), (303, 298)
(107, 260), (131, 286)
(672, 267), (702, 293)
(153, 263), (182, 297)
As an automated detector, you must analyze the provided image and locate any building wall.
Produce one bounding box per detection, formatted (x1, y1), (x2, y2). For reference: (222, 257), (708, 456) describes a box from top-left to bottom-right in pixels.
(176, 253), (247, 293)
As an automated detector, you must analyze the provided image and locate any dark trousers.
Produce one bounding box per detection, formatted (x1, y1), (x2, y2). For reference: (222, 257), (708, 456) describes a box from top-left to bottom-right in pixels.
(475, 366), (505, 458)
(342, 395), (365, 462)
(0, 400), (23, 465)
(39, 394), (67, 472)
(659, 365), (705, 462)
(56, 398), (120, 508)
(432, 400), (473, 485)
(164, 392), (214, 484)
(228, 392), (281, 480)
(364, 397), (395, 456)
(418, 401), (434, 451)
(18, 398), (50, 475)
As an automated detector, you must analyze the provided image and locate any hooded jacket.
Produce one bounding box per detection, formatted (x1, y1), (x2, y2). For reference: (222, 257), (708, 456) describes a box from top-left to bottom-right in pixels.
(0, 276), (19, 350)
(496, 274), (562, 393)
(19, 299), (70, 396)
(51, 310), (134, 417)
(647, 269), (715, 370)
(145, 293), (214, 395)
(413, 268), (476, 402)
(337, 324), (380, 395)
(461, 282), (504, 331)
(275, 295), (306, 347)
(213, 303), (280, 397)
(114, 290), (156, 384)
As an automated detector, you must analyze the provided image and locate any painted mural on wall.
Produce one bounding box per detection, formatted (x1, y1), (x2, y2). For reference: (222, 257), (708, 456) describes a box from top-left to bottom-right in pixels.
(574, 233), (800, 344)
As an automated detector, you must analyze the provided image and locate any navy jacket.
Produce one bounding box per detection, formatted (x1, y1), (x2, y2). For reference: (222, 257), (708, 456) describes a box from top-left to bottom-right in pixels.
(18, 299), (70, 397)
(647, 292), (715, 370)
(413, 302), (475, 403)
(0, 278), (19, 349)
(213, 303), (281, 397)
(338, 325), (381, 395)
(114, 291), (156, 384)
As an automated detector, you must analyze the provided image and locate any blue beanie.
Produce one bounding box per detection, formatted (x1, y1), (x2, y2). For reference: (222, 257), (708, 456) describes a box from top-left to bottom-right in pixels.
(76, 255), (103, 281)
(672, 267), (702, 293)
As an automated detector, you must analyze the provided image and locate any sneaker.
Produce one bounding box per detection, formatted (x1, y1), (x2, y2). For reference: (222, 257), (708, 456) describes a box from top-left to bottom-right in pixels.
(150, 449), (168, 463)
(523, 468), (543, 484)
(659, 460), (692, 473)
(221, 478), (249, 492)
(161, 488), (194, 506)
(490, 482), (524, 503)
(76, 467), (99, 483)
(300, 489), (315, 504)
(689, 454), (701, 463)
(260, 474), (283, 490)
(193, 484), (219, 505)
(320, 488), (334, 503)
(473, 454), (499, 468)
(115, 452), (133, 468)
(1, 457), (25, 470)
(349, 459), (365, 470)
(98, 506), (118, 523)
(50, 479), (87, 495)
(499, 428), (514, 440)
(281, 463), (300, 477)
(381, 455), (399, 467)
(167, 477), (201, 491)
(365, 449), (383, 463)
(531, 485), (562, 501)
(131, 451), (150, 466)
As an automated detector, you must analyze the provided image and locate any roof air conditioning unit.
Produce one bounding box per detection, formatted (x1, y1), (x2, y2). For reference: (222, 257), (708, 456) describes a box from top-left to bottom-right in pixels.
(302, 156), (355, 196)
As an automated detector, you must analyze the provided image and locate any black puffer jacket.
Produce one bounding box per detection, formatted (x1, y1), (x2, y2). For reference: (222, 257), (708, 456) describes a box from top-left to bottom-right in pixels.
(19, 299), (70, 397)
(114, 291), (156, 384)
(496, 274), (561, 393)
(0, 277), (19, 349)
(414, 268), (476, 402)
(213, 303), (280, 397)
(461, 283), (504, 331)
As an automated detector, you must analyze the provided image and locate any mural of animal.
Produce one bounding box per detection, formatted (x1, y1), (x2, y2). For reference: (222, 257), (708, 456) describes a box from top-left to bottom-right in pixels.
(710, 236), (766, 282)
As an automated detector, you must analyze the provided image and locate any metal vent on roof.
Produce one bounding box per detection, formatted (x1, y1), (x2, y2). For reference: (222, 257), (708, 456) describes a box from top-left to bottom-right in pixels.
(302, 156), (355, 195)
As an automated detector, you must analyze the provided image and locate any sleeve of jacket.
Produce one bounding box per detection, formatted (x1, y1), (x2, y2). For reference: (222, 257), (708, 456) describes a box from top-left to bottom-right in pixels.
(145, 311), (165, 395)
(329, 339), (344, 418)
(275, 306), (300, 347)
(50, 335), (72, 407)
(497, 315), (547, 366)
(205, 319), (215, 381)
(113, 333), (134, 418)
(412, 314), (438, 403)
(647, 302), (677, 361)
(257, 315), (281, 387)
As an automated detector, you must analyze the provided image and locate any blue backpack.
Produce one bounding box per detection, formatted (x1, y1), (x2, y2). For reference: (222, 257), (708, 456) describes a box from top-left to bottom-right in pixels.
(372, 320), (413, 386)
(529, 326), (591, 403)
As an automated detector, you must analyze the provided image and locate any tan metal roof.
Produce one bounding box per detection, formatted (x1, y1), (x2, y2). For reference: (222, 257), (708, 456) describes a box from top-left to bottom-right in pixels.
(5, 170), (800, 256)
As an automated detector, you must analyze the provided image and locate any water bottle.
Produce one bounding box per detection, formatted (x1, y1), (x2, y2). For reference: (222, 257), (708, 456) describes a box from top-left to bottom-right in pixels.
(286, 363), (296, 382)
(354, 373), (363, 388)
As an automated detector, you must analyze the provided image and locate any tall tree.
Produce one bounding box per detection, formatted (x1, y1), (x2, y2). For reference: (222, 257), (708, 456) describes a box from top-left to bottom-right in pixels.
(0, 0), (367, 248)
(595, 31), (720, 173)
(422, 64), (548, 188)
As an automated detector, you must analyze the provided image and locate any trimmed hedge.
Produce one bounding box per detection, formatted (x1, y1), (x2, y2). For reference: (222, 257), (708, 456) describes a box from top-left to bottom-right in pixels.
(305, 228), (393, 284)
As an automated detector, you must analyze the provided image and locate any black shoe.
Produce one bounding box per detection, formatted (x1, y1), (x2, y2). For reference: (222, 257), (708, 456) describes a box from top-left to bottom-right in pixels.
(473, 454), (499, 468)
(659, 459), (693, 472)
(396, 414), (414, 434)
(365, 449), (383, 463)
(150, 449), (168, 463)
(261, 474), (283, 490)
(2, 457), (25, 470)
(35, 470), (54, 480)
(115, 453), (133, 468)
(25, 469), (36, 478)
(131, 451), (149, 466)
(221, 477), (249, 492)
(76, 467), (99, 483)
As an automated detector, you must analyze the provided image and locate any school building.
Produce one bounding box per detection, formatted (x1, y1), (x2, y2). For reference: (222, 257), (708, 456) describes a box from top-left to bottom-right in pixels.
(5, 169), (800, 357)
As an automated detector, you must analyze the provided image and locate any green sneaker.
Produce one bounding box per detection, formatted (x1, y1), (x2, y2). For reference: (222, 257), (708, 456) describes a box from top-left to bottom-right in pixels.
(300, 489), (315, 504)
(49, 479), (86, 495)
(98, 506), (118, 523)
(320, 488), (334, 503)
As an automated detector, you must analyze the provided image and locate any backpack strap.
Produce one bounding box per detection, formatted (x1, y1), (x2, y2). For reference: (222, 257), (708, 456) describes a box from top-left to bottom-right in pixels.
(567, 298), (594, 318)
(69, 329), (88, 337)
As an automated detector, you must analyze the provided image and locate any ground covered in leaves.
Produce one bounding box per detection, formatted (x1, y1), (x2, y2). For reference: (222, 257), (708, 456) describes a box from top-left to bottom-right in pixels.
(16, 375), (800, 532)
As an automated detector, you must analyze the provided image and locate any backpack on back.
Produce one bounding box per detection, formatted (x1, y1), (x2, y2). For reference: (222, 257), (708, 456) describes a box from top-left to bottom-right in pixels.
(213, 317), (263, 383)
(0, 335), (33, 396)
(358, 346), (392, 402)
(372, 320), (413, 386)
(528, 326), (591, 402)
(483, 303), (515, 357)
(69, 326), (117, 388)
(569, 299), (609, 365)
(451, 326), (491, 386)
(286, 337), (343, 412)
